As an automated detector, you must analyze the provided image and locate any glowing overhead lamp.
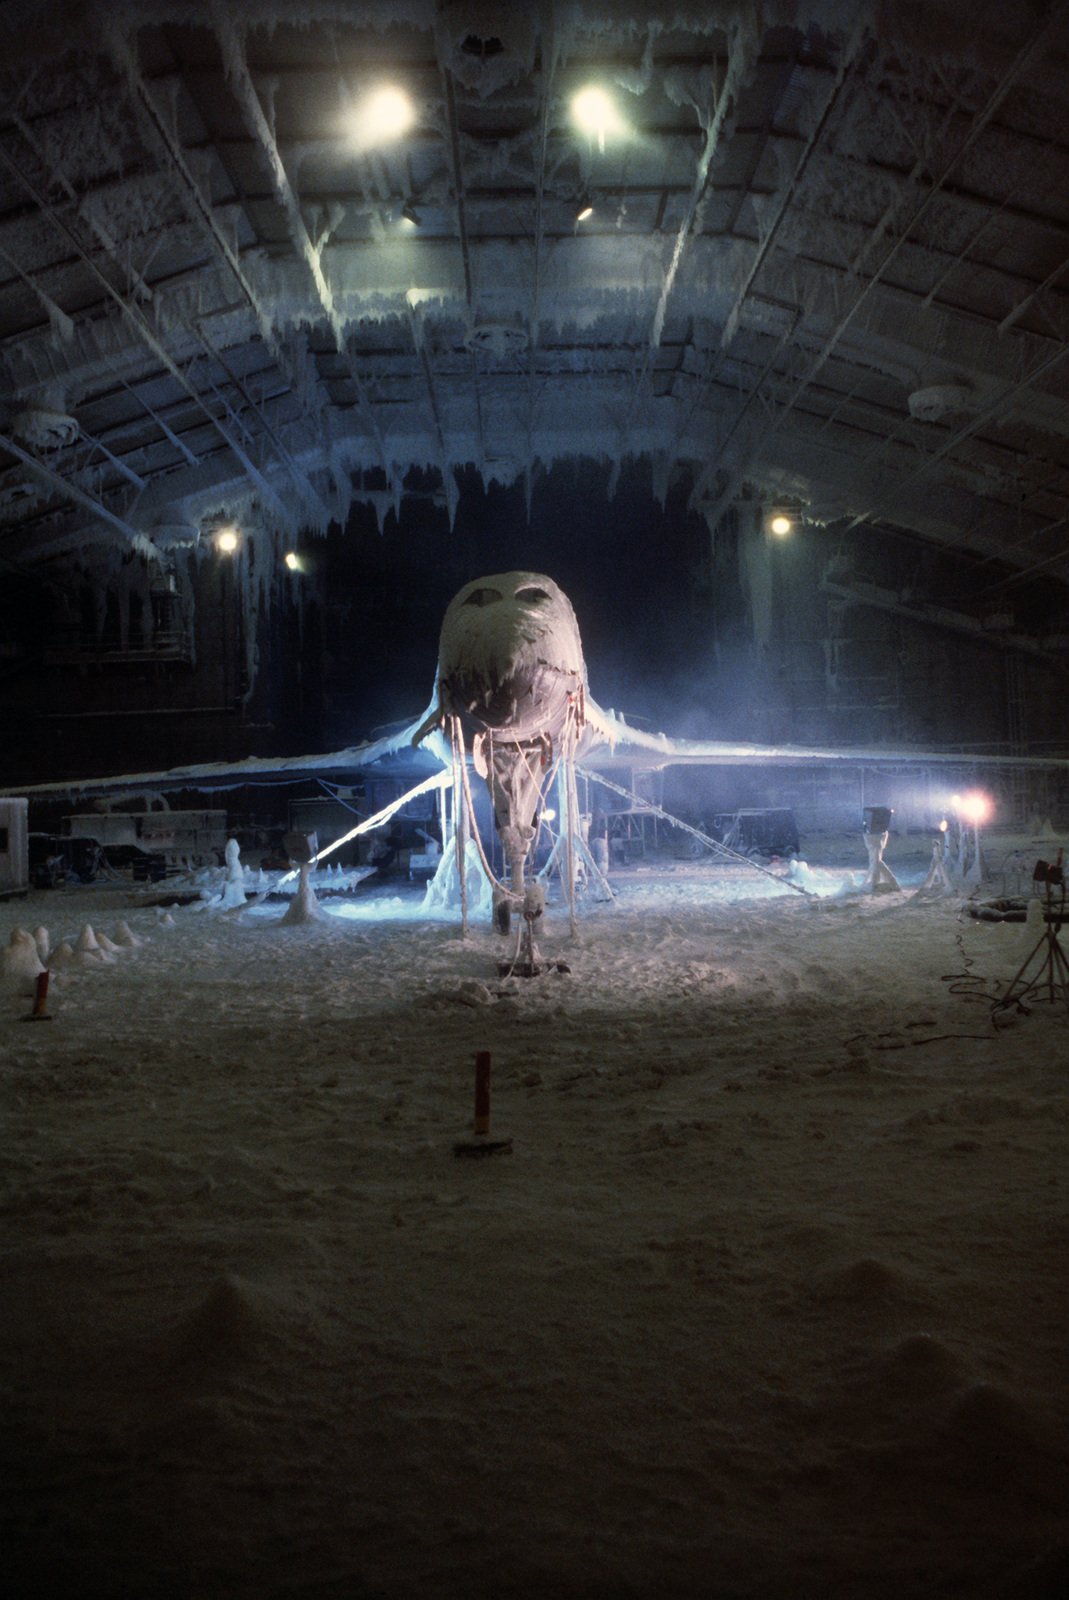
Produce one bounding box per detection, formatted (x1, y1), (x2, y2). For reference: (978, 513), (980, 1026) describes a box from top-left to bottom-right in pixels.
(571, 85), (626, 151)
(215, 525), (239, 554)
(575, 192), (594, 222)
(953, 790), (993, 828)
(765, 500), (803, 537)
(345, 84), (415, 149)
(284, 551), (301, 572)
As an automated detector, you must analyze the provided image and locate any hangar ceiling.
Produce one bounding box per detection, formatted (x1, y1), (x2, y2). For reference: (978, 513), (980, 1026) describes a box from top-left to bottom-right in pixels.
(2, 0), (1069, 594)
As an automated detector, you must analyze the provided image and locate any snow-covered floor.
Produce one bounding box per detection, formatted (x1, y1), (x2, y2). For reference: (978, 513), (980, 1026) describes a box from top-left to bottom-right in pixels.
(3, 837), (1068, 1600)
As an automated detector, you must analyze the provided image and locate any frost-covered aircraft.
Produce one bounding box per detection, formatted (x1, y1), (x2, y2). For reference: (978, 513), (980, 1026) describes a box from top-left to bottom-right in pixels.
(409, 571), (613, 930)
(9, 569), (1069, 932)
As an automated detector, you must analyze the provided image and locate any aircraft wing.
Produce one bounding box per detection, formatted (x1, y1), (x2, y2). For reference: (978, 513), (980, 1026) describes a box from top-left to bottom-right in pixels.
(1, 709), (450, 800)
(583, 702), (1069, 772)
(6, 695), (1069, 803)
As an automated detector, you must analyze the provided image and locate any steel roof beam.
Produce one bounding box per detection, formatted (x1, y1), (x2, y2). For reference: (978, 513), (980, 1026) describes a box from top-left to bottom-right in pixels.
(0, 430), (152, 552)
(691, 2), (1069, 523)
(212, 7), (397, 500)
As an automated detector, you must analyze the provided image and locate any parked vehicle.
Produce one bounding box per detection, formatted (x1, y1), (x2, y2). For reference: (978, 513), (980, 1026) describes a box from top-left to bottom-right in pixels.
(710, 807), (800, 859)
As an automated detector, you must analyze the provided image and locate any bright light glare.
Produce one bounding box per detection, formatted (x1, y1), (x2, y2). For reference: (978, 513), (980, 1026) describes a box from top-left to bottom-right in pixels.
(576, 202), (594, 222)
(541, 807), (556, 823)
(572, 86), (626, 149)
(284, 551), (300, 571)
(215, 526), (239, 554)
(769, 514), (792, 536)
(955, 790), (992, 826)
(345, 85), (414, 149)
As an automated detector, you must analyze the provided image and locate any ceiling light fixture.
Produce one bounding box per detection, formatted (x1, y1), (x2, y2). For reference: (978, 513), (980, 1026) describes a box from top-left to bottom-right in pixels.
(284, 551), (301, 571)
(345, 85), (414, 150)
(215, 526), (239, 554)
(764, 501), (804, 537)
(575, 193), (594, 222)
(571, 85), (626, 151)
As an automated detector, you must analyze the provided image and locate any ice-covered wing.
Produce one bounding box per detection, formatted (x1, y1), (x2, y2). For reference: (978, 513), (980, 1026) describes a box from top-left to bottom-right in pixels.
(2, 708), (448, 800)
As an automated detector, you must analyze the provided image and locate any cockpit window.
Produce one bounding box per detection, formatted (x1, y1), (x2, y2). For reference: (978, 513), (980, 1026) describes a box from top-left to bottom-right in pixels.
(515, 586), (551, 604)
(462, 587), (503, 607)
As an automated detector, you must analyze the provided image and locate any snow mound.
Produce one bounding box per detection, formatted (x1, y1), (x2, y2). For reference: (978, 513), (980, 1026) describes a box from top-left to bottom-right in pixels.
(870, 1333), (970, 1403)
(934, 1383), (1069, 1502)
(75, 924), (114, 964)
(816, 1255), (931, 1309)
(171, 1273), (321, 1369)
(2, 927), (44, 993)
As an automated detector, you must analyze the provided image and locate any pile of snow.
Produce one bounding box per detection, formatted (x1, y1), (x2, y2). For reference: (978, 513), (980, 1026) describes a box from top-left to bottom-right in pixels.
(1, 927), (44, 993)
(2, 848), (1068, 1600)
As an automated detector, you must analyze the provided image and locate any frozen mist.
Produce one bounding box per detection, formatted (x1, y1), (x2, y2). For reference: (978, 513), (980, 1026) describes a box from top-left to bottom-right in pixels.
(1, 846), (1068, 1600)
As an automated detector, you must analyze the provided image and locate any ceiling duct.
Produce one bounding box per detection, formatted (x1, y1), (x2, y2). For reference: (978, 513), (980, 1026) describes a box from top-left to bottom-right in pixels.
(465, 321), (529, 358)
(907, 384), (976, 423)
(11, 407), (79, 449)
(438, 1), (537, 91)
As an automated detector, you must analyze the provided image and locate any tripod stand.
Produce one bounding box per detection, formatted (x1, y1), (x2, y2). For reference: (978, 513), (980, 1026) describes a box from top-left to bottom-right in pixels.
(993, 852), (1069, 1015)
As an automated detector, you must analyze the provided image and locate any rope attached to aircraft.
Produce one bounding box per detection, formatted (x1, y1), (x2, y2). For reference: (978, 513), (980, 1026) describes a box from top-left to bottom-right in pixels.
(578, 767), (815, 898)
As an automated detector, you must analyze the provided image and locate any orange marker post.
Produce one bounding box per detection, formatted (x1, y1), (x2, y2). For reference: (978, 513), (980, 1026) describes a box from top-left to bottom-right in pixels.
(25, 969), (52, 1022)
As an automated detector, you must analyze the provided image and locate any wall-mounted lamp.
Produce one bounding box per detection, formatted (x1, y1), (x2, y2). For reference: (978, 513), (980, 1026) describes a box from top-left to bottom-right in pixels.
(215, 525), (239, 555)
(284, 551), (301, 572)
(401, 201), (422, 227)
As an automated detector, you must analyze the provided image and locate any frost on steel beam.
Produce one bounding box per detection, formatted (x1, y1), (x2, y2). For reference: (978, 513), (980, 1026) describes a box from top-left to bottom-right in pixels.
(212, 5), (397, 499)
(0, 241), (74, 344)
(647, 29), (751, 355)
(433, 33), (486, 476)
(0, 143), (293, 530)
(105, 20), (276, 347)
(405, 299), (457, 526)
(718, 25), (867, 356)
(522, 13), (560, 510)
(0, 430), (153, 554)
(691, 5), (1069, 527)
(840, 336), (1069, 540)
(191, 321), (333, 527)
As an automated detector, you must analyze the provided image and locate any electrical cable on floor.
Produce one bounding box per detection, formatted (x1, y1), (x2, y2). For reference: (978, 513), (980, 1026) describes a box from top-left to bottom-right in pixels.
(940, 926), (994, 1003)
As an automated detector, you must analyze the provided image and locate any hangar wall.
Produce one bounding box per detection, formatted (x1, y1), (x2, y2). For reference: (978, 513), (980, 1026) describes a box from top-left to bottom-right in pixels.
(0, 461), (1066, 790)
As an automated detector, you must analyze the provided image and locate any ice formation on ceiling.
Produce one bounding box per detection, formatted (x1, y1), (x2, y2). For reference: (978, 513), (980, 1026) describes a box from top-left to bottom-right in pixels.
(1, 0), (1066, 635)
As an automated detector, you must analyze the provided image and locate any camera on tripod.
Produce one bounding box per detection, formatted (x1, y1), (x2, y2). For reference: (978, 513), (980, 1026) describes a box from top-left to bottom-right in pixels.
(1033, 852), (1063, 887)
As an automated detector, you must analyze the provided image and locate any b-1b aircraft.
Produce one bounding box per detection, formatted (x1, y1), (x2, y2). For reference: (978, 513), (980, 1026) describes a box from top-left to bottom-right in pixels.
(8, 570), (1063, 941)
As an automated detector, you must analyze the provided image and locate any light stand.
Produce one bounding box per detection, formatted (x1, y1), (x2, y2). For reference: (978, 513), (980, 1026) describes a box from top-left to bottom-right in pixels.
(993, 852), (1069, 1015)
(861, 805), (900, 893)
(914, 821), (956, 899)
